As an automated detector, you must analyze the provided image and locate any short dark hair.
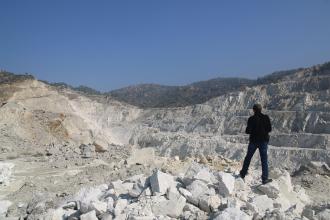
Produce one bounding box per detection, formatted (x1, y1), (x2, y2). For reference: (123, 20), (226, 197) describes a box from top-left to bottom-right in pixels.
(253, 103), (262, 112)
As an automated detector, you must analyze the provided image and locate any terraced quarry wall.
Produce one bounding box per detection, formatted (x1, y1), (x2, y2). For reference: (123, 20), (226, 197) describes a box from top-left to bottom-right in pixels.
(130, 70), (330, 169)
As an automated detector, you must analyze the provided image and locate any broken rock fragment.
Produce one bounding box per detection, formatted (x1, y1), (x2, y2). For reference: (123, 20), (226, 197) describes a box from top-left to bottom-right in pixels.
(257, 181), (280, 198)
(217, 172), (235, 197)
(186, 180), (210, 205)
(183, 162), (216, 185)
(90, 200), (107, 215)
(114, 199), (128, 217)
(150, 170), (176, 195)
(151, 194), (186, 218)
(247, 195), (274, 216)
(198, 194), (221, 213)
(80, 210), (98, 220)
(214, 207), (250, 220)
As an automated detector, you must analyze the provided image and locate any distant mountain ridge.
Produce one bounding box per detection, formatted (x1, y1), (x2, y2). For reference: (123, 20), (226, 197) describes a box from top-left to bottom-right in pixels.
(2, 61), (330, 108)
(108, 61), (330, 108)
(108, 78), (254, 108)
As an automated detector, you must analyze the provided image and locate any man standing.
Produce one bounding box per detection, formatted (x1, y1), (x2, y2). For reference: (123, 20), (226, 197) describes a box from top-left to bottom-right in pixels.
(240, 104), (272, 184)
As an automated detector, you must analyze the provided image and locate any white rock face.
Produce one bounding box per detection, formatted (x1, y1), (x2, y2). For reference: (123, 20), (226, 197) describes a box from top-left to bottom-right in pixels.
(234, 177), (246, 191)
(151, 194), (186, 218)
(218, 172), (235, 197)
(101, 213), (113, 220)
(90, 200), (107, 215)
(80, 210), (98, 220)
(150, 170), (176, 195)
(183, 162), (203, 185)
(178, 187), (192, 200)
(106, 197), (114, 212)
(2, 69), (330, 173)
(186, 180), (210, 205)
(225, 197), (243, 209)
(74, 186), (103, 213)
(214, 207), (250, 220)
(166, 186), (180, 201)
(114, 199), (128, 217)
(316, 209), (330, 220)
(195, 168), (215, 184)
(247, 195), (274, 216)
(276, 171), (293, 193)
(198, 195), (221, 213)
(258, 181), (280, 198)
(109, 180), (134, 197)
(0, 163), (14, 186)
(0, 200), (12, 217)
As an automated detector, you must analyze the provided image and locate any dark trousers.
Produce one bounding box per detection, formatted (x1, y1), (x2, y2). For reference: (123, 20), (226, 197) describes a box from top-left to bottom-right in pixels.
(240, 141), (269, 181)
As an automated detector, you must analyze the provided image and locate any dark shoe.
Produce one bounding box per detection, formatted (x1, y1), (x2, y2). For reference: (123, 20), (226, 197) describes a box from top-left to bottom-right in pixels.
(239, 171), (245, 180)
(262, 179), (273, 185)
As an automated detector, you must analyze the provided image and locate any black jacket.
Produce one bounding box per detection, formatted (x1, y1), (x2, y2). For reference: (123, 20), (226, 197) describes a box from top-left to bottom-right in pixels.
(246, 112), (272, 143)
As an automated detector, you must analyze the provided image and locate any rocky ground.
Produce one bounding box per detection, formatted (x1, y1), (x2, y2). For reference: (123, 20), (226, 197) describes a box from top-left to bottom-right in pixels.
(0, 64), (330, 219)
(1, 145), (330, 220)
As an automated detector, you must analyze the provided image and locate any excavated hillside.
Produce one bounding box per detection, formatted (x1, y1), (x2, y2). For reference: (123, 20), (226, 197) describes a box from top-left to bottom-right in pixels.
(0, 63), (329, 220)
(131, 65), (330, 170)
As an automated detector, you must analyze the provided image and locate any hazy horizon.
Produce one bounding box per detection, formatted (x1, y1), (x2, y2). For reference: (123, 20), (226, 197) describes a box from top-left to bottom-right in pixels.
(1, 0), (330, 91)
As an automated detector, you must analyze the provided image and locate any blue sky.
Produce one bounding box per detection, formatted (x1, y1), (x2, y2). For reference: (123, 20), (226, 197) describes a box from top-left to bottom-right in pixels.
(1, 0), (330, 91)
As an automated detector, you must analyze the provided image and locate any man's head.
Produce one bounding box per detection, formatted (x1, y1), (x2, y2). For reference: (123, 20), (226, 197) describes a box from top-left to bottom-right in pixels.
(253, 103), (262, 113)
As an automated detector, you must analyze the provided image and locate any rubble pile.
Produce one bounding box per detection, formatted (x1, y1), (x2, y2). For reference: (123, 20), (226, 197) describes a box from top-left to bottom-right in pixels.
(17, 163), (329, 220)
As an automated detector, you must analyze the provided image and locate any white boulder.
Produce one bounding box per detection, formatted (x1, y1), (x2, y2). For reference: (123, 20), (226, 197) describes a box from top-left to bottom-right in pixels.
(74, 187), (103, 213)
(100, 213), (113, 220)
(106, 197), (114, 212)
(178, 187), (192, 200)
(151, 194), (186, 218)
(183, 163), (216, 185)
(114, 199), (128, 216)
(258, 181), (280, 198)
(218, 172), (235, 197)
(198, 195), (221, 213)
(80, 210), (98, 220)
(129, 183), (144, 198)
(315, 209), (330, 220)
(234, 178), (246, 191)
(277, 171), (293, 193)
(90, 200), (107, 215)
(0, 163), (14, 186)
(194, 168), (216, 184)
(247, 195), (274, 216)
(225, 197), (242, 209)
(0, 200), (12, 217)
(150, 170), (176, 196)
(109, 180), (134, 196)
(186, 180), (210, 205)
(214, 207), (250, 220)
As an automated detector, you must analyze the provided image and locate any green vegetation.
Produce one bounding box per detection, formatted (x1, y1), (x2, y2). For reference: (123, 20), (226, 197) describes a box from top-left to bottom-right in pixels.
(0, 71), (34, 84)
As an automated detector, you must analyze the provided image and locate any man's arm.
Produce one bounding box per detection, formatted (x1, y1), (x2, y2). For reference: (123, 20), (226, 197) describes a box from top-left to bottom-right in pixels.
(265, 115), (272, 133)
(245, 117), (252, 134)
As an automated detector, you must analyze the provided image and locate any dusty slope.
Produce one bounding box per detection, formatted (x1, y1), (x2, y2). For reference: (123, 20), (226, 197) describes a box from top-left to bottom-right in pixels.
(0, 79), (141, 155)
